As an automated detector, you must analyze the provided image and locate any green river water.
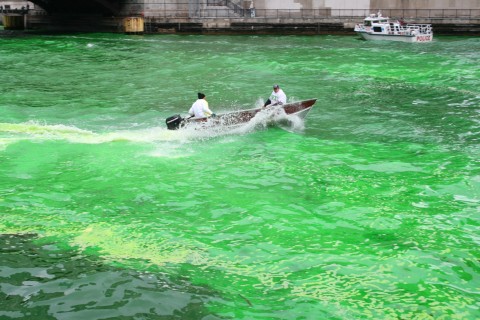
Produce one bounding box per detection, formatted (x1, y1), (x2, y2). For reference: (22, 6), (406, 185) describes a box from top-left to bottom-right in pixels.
(0, 33), (479, 319)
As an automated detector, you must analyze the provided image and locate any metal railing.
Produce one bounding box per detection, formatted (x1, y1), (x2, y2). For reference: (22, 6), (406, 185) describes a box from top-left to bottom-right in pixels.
(0, 8), (30, 15)
(141, 7), (480, 20)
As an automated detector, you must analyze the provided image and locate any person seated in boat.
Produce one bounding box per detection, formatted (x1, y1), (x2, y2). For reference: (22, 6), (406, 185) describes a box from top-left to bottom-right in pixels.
(189, 92), (215, 118)
(263, 84), (287, 107)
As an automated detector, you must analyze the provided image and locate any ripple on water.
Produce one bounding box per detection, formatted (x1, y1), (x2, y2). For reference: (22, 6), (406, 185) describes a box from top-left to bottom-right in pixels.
(0, 234), (222, 320)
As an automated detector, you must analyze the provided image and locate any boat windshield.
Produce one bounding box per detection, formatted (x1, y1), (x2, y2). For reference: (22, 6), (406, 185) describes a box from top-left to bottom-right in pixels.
(373, 20), (388, 23)
(363, 17), (389, 26)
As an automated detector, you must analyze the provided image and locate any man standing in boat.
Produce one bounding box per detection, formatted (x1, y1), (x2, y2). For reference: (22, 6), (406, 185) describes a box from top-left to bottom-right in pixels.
(189, 92), (215, 118)
(263, 84), (287, 107)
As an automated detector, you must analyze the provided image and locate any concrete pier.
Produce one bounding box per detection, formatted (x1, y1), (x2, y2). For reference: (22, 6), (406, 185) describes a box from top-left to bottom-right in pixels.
(2, 14), (25, 30)
(7, 13), (480, 35)
(142, 17), (480, 35)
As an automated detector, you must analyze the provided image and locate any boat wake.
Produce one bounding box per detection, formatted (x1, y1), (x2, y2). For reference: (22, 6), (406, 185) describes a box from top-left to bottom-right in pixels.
(0, 107), (307, 148)
(0, 121), (177, 145)
(243, 106), (306, 132)
(177, 106), (307, 139)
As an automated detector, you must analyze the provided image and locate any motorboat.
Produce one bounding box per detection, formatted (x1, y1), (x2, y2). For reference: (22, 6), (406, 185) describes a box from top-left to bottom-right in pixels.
(165, 98), (317, 130)
(354, 12), (433, 43)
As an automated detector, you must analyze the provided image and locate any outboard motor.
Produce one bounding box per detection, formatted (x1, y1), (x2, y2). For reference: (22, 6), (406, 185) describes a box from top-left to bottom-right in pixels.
(166, 114), (184, 130)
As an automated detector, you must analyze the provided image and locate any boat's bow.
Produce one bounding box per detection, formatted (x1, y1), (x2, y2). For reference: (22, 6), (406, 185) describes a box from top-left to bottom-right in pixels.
(281, 98), (317, 119)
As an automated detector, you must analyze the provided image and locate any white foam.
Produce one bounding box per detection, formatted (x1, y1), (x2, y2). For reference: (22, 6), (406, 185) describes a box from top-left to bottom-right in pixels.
(0, 110), (306, 148)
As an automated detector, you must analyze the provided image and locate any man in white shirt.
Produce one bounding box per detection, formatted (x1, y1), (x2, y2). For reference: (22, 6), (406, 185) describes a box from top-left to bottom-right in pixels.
(263, 84), (287, 107)
(189, 92), (214, 118)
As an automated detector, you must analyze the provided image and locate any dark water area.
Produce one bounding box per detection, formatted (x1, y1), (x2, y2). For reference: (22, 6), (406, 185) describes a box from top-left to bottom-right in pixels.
(0, 234), (220, 319)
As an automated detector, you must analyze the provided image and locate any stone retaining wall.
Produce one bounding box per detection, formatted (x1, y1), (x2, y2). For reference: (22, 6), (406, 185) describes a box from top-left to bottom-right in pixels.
(16, 14), (480, 35)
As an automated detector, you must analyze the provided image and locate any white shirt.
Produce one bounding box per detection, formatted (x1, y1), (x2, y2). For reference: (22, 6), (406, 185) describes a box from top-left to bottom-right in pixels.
(189, 99), (213, 118)
(269, 89), (287, 105)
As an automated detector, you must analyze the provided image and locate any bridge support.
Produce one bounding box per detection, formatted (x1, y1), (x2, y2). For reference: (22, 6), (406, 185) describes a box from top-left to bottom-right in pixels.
(2, 14), (26, 30)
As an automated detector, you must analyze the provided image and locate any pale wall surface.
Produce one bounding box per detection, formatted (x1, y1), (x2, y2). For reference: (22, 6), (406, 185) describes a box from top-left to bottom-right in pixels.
(370, 0), (480, 9)
(324, 0), (370, 10)
(0, 1), (35, 9)
(258, 0), (480, 10)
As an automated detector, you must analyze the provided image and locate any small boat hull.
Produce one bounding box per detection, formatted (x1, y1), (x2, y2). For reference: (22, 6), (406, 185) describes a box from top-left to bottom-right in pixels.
(357, 31), (433, 43)
(166, 99), (317, 130)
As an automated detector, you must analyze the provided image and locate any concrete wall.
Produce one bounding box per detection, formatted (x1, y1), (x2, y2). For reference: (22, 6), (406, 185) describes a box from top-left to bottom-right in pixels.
(118, 0), (480, 16)
(5, 0), (478, 15)
(0, 1), (34, 10)
(137, 0), (480, 21)
(261, 0), (301, 10)
(370, 0), (480, 10)
(255, 0), (480, 10)
(255, 0), (325, 10)
(324, 0), (370, 10)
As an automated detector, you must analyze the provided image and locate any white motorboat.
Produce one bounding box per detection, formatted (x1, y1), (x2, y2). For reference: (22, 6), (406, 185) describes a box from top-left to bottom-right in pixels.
(354, 12), (433, 43)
